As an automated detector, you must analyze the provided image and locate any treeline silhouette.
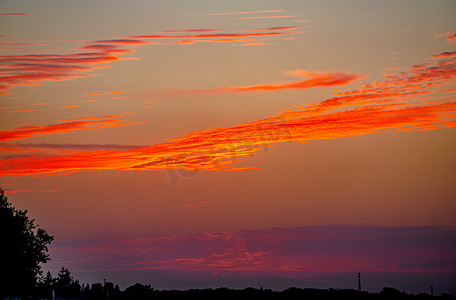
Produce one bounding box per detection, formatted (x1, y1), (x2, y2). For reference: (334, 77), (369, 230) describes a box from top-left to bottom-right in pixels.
(1, 187), (455, 300)
(33, 270), (455, 300)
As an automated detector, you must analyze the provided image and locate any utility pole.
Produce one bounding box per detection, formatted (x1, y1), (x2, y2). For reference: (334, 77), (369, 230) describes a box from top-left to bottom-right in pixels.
(358, 273), (361, 292)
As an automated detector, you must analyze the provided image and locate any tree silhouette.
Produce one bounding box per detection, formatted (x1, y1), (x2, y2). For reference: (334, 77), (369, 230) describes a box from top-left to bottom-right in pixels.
(54, 267), (81, 299)
(37, 271), (56, 298)
(124, 283), (155, 299)
(0, 187), (54, 297)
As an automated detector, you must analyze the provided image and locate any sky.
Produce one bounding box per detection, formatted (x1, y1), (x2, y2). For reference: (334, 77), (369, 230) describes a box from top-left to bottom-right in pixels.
(1, 0), (456, 294)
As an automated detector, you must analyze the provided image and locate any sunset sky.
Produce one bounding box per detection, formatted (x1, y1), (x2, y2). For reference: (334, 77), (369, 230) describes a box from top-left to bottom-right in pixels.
(1, 0), (455, 294)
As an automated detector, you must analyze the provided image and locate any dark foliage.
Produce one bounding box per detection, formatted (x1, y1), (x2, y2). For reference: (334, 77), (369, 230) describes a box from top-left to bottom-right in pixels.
(0, 187), (54, 297)
(1, 187), (455, 300)
(72, 285), (454, 300)
(34, 282), (454, 300)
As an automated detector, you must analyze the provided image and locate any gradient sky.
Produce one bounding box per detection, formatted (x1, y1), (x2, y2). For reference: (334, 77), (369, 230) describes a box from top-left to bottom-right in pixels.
(1, 0), (455, 294)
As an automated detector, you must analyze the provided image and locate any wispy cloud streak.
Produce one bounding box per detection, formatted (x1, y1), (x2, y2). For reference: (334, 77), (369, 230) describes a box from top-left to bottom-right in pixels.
(0, 51), (133, 93)
(0, 48), (455, 176)
(178, 70), (363, 94)
(207, 10), (284, 16)
(431, 51), (456, 58)
(47, 226), (456, 276)
(435, 30), (456, 44)
(0, 13), (31, 16)
(238, 15), (297, 20)
(10, 143), (144, 151)
(0, 26), (303, 93)
(130, 31), (296, 40)
(0, 116), (141, 142)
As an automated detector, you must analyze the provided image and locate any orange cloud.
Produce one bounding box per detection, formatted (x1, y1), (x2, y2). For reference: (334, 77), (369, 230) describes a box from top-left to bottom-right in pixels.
(0, 43), (46, 46)
(77, 44), (135, 54)
(0, 37), (138, 93)
(435, 30), (456, 44)
(1, 101), (454, 177)
(3, 189), (32, 193)
(83, 92), (123, 97)
(93, 39), (149, 45)
(176, 70), (363, 94)
(238, 15), (297, 20)
(238, 42), (267, 46)
(0, 13), (31, 16)
(1, 46), (454, 177)
(8, 109), (35, 113)
(169, 200), (222, 208)
(0, 48), (59, 53)
(248, 26), (306, 31)
(8, 143), (144, 152)
(207, 10), (284, 16)
(60, 115), (120, 122)
(0, 117), (140, 142)
(131, 31), (296, 40)
(208, 38), (252, 43)
(59, 105), (82, 109)
(1, 27), (301, 93)
(0, 106), (23, 109)
(0, 51), (124, 92)
(431, 51), (456, 58)
(4, 188), (57, 193)
(160, 40), (198, 45)
(157, 29), (219, 33)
